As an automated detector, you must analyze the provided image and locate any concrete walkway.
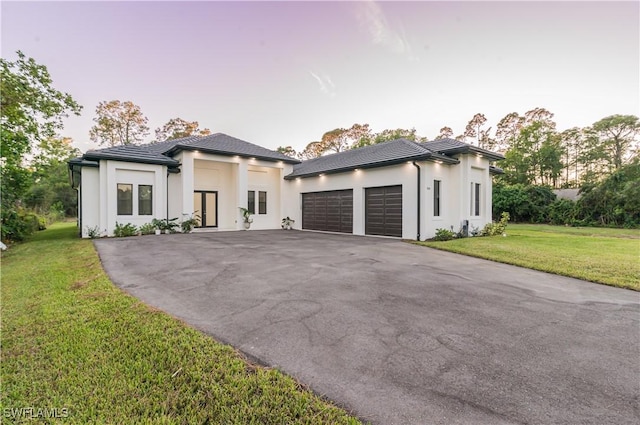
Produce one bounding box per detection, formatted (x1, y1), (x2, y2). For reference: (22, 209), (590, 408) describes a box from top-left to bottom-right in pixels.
(94, 230), (640, 425)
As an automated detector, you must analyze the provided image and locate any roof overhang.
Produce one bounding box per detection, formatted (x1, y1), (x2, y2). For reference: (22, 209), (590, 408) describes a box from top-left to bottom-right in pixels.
(446, 146), (505, 161)
(490, 165), (505, 175)
(82, 152), (179, 166)
(165, 144), (301, 165)
(284, 153), (459, 180)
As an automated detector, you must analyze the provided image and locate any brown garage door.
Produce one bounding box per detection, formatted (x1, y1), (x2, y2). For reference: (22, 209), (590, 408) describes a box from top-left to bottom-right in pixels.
(365, 185), (403, 237)
(302, 190), (353, 233)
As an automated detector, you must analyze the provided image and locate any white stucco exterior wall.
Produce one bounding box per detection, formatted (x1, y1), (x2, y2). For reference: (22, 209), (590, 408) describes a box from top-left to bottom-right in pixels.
(79, 167), (100, 237)
(284, 162), (420, 240)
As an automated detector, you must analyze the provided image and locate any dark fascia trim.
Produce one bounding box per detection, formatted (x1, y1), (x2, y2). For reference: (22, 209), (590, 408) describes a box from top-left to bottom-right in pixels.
(68, 158), (99, 168)
(438, 146), (504, 161)
(284, 154), (459, 180)
(165, 145), (301, 164)
(82, 153), (179, 166)
(489, 165), (505, 175)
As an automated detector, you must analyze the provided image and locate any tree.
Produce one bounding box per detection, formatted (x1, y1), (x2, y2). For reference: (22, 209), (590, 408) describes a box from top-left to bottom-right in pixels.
(500, 120), (561, 186)
(495, 112), (524, 152)
(436, 126), (453, 139)
(1, 51), (81, 242)
(524, 107), (555, 128)
(591, 115), (639, 170)
(299, 141), (325, 159)
(89, 100), (149, 146)
(463, 113), (488, 147)
(1, 51), (82, 204)
(25, 137), (80, 216)
(276, 146), (298, 158)
(154, 117), (211, 142)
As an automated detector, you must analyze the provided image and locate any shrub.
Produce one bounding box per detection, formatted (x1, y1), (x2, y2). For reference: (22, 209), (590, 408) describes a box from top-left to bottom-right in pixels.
(86, 226), (101, 239)
(548, 199), (577, 225)
(434, 228), (456, 241)
(113, 222), (138, 237)
(139, 223), (156, 235)
(181, 213), (200, 234)
(1, 208), (46, 243)
(480, 212), (510, 237)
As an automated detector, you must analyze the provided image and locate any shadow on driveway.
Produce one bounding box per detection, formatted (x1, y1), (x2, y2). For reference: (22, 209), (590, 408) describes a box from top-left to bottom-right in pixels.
(95, 230), (640, 425)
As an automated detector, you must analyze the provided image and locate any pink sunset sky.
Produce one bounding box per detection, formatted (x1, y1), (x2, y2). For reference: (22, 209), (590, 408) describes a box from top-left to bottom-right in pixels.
(2, 1), (638, 154)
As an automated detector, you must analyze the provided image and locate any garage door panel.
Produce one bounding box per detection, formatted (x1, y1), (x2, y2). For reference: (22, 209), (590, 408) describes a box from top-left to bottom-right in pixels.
(365, 185), (403, 237)
(302, 190), (353, 234)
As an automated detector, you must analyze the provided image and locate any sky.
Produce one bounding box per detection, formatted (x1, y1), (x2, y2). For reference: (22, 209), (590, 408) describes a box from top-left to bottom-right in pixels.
(2, 1), (638, 154)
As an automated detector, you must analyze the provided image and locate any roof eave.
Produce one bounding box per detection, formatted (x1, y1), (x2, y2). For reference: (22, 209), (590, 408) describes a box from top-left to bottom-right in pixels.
(165, 145), (300, 164)
(284, 153), (448, 180)
(83, 153), (179, 166)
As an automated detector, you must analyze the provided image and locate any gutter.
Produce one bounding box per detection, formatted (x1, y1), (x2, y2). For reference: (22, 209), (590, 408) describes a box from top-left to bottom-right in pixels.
(412, 161), (421, 241)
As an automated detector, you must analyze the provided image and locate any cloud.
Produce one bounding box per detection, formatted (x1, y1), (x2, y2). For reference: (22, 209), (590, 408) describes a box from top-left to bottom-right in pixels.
(309, 71), (336, 97)
(358, 0), (416, 60)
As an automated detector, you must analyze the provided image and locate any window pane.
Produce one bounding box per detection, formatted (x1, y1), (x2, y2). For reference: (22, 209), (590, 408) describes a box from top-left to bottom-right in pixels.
(247, 191), (255, 214)
(474, 183), (481, 216)
(139, 185), (152, 215)
(470, 183), (474, 215)
(433, 180), (440, 217)
(117, 184), (133, 215)
(259, 191), (267, 214)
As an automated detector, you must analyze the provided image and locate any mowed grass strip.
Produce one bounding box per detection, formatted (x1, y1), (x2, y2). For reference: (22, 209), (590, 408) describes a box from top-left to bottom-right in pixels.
(1, 222), (363, 424)
(416, 224), (640, 291)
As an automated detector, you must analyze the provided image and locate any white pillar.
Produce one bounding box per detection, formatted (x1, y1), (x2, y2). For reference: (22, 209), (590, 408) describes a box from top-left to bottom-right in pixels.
(182, 152), (194, 219)
(236, 159), (248, 230)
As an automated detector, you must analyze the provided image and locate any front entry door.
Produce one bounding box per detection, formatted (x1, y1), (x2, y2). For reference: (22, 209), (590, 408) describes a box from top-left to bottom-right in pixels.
(193, 191), (218, 228)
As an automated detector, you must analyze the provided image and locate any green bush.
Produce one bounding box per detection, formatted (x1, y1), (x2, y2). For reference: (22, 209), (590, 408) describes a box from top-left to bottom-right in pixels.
(548, 199), (577, 225)
(86, 226), (101, 239)
(113, 222), (138, 237)
(480, 212), (510, 236)
(493, 184), (555, 223)
(1, 208), (46, 243)
(577, 163), (640, 227)
(139, 223), (156, 235)
(434, 228), (456, 241)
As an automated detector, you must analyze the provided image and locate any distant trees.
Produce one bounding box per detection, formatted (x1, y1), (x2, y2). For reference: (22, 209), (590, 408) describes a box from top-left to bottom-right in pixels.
(89, 100), (149, 146)
(154, 117), (211, 142)
(282, 124), (426, 160)
(436, 126), (453, 139)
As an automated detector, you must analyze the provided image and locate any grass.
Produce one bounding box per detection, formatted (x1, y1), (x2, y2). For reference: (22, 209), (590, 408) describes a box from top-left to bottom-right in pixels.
(416, 224), (640, 291)
(1, 222), (363, 424)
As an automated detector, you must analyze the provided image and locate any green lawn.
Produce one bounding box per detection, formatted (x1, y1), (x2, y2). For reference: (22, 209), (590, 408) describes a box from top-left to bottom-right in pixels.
(1, 222), (362, 424)
(416, 224), (640, 291)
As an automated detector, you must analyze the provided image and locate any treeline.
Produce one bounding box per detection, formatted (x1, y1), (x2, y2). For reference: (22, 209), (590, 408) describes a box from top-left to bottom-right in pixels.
(281, 109), (639, 191)
(494, 162), (639, 227)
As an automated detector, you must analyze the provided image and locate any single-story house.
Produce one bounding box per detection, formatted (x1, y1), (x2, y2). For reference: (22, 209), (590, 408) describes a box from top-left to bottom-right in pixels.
(68, 133), (504, 240)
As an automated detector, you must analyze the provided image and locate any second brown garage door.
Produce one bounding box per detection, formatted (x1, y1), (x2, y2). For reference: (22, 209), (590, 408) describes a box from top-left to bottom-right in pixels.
(302, 190), (353, 233)
(365, 185), (403, 237)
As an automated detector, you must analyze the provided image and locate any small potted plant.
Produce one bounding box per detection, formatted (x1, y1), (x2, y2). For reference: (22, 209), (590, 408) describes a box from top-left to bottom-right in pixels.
(181, 212), (200, 233)
(151, 218), (164, 235)
(239, 207), (253, 230)
(281, 216), (295, 230)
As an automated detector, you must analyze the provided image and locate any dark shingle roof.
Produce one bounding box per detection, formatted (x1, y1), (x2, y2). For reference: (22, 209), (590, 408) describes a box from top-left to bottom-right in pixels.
(422, 138), (505, 161)
(285, 138), (458, 179)
(83, 145), (180, 166)
(163, 133), (300, 163)
(77, 133), (299, 167)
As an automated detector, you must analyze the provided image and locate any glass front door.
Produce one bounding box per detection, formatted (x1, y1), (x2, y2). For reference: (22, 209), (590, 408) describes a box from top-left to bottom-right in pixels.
(193, 191), (218, 227)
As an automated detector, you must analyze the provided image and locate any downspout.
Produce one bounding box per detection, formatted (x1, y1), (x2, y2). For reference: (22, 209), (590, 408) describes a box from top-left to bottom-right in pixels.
(412, 161), (421, 241)
(166, 169), (170, 226)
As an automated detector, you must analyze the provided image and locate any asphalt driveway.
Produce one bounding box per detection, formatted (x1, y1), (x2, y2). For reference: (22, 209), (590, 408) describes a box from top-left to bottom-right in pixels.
(94, 230), (640, 425)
